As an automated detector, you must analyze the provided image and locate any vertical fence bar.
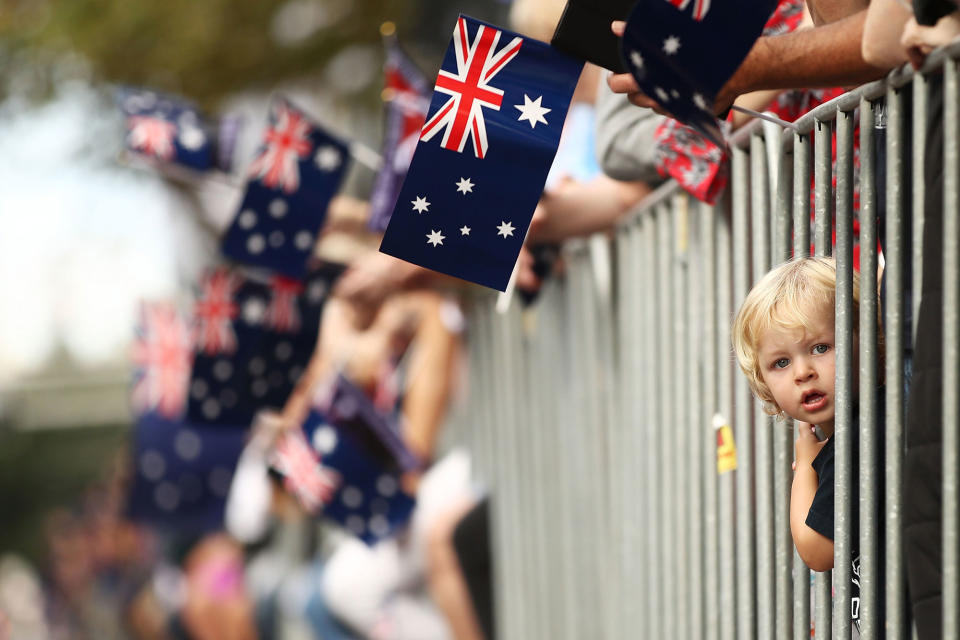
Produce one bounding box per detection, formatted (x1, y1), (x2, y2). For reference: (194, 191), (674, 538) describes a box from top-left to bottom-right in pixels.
(912, 74), (927, 341)
(673, 195), (693, 640)
(773, 132), (796, 639)
(885, 84), (908, 640)
(751, 131), (776, 640)
(813, 116), (833, 640)
(794, 131), (812, 258)
(702, 200), (721, 640)
(631, 216), (651, 639)
(858, 97), (881, 639)
(656, 203), (678, 637)
(732, 143), (756, 640)
(688, 205), (706, 640)
(943, 56), (960, 640)
(717, 193), (737, 640)
(815, 119), (834, 254)
(643, 208), (665, 640)
(834, 105), (855, 640)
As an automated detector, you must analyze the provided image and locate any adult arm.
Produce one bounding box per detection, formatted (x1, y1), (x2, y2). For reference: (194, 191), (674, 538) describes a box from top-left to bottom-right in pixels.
(608, 11), (888, 114)
(862, 0), (915, 69)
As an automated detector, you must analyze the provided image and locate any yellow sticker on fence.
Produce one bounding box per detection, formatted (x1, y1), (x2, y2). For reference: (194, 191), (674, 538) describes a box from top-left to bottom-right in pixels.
(714, 413), (737, 473)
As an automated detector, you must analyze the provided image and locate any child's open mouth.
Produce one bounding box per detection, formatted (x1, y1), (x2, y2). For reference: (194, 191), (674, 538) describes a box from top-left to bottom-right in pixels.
(801, 391), (827, 411)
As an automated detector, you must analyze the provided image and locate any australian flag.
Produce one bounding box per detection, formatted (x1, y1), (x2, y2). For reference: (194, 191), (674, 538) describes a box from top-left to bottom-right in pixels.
(126, 412), (247, 533)
(186, 263), (344, 426)
(131, 302), (194, 420)
(119, 88), (217, 171)
(620, 0), (778, 145)
(289, 395), (417, 545)
(379, 15), (583, 291)
(222, 97), (350, 280)
(367, 37), (431, 232)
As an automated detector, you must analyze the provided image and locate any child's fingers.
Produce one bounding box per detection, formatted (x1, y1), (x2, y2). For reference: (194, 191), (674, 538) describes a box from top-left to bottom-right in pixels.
(796, 421), (816, 439)
(611, 20), (626, 36)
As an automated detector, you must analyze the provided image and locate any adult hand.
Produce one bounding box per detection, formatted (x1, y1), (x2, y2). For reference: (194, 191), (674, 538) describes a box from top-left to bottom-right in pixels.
(794, 421), (827, 470)
(901, 13), (960, 69)
(606, 20), (740, 116)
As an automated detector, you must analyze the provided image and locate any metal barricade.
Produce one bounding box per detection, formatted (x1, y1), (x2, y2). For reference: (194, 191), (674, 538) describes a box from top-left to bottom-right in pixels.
(453, 44), (960, 638)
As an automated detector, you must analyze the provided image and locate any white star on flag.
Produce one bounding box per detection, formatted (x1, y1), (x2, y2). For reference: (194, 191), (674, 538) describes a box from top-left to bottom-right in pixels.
(497, 221), (515, 238)
(460, 226), (471, 236)
(693, 93), (710, 111)
(426, 230), (445, 246)
(315, 145), (342, 171)
(411, 196), (430, 214)
(456, 177), (474, 194)
(630, 51), (644, 68)
(515, 94), (551, 129)
(663, 36), (681, 55)
(655, 87), (670, 102)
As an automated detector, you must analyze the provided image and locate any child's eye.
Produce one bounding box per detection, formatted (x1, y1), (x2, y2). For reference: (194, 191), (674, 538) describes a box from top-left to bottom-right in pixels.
(812, 344), (830, 355)
(773, 358), (790, 369)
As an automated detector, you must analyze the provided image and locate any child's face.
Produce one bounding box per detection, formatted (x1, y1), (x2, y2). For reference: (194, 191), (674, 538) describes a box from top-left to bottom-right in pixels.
(756, 311), (837, 433)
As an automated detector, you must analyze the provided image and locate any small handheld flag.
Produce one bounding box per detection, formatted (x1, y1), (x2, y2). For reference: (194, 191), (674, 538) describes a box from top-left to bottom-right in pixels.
(379, 15), (583, 291)
(222, 97), (350, 279)
(368, 34), (431, 232)
(119, 88), (217, 170)
(131, 302), (194, 420)
(620, 0), (778, 145)
(126, 413), (247, 533)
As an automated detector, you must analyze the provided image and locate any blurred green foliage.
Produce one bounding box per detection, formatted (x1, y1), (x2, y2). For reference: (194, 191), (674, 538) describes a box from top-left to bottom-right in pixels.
(0, 424), (127, 564)
(0, 0), (405, 108)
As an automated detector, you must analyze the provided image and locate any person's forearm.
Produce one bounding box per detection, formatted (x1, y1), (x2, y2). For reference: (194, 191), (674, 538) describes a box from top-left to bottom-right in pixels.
(529, 177), (650, 243)
(790, 466), (835, 571)
(729, 10), (887, 98)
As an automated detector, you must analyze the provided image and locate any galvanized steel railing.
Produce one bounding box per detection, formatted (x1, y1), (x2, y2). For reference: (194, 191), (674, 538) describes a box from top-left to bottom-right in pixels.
(453, 43), (960, 639)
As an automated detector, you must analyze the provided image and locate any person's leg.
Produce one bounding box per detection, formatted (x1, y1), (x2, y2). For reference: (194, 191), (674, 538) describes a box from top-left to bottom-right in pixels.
(451, 498), (494, 640)
(425, 496), (485, 640)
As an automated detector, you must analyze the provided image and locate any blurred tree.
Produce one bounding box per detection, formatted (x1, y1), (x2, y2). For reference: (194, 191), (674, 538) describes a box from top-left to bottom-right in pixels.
(0, 0), (406, 107)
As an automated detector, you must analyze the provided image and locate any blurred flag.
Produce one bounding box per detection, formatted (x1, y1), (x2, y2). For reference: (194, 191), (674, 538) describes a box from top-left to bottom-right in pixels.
(620, 0), (778, 145)
(131, 302), (194, 420)
(291, 400), (416, 545)
(270, 427), (342, 513)
(379, 15), (583, 291)
(126, 413), (247, 533)
(186, 263), (344, 426)
(367, 35), (431, 232)
(222, 97), (350, 279)
(118, 88), (217, 170)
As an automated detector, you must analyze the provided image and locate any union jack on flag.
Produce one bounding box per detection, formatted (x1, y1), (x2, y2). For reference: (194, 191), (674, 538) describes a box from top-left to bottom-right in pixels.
(127, 116), (178, 161)
(131, 303), (194, 419)
(419, 17), (523, 159)
(248, 101), (314, 193)
(667, 0), (712, 21)
(265, 276), (303, 333)
(222, 97), (350, 279)
(270, 429), (342, 513)
(193, 268), (240, 356)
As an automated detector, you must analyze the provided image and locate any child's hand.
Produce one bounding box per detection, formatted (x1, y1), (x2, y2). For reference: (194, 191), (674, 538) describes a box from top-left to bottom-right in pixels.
(793, 422), (827, 470)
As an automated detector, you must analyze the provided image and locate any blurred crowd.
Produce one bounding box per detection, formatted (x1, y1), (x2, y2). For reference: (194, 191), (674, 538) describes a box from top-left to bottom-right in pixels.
(3, 0), (960, 637)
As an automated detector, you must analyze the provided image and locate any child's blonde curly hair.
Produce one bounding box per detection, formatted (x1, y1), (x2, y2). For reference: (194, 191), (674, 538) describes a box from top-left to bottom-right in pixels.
(731, 257), (863, 416)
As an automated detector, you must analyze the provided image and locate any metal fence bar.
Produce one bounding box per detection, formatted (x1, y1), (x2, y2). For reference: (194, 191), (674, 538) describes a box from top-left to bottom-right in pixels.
(702, 200), (721, 640)
(885, 83), (909, 640)
(912, 74), (927, 341)
(672, 194), (693, 640)
(770, 133), (796, 640)
(858, 96), (881, 640)
(794, 132), (812, 258)
(943, 56), (960, 640)
(834, 104), (855, 640)
(687, 203), (706, 640)
(717, 193), (737, 640)
(812, 115), (833, 640)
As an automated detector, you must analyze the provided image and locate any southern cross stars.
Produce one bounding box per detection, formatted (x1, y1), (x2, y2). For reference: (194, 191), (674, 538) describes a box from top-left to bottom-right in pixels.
(460, 226), (471, 236)
(411, 196), (430, 214)
(630, 51), (644, 69)
(515, 94), (551, 129)
(315, 145), (342, 171)
(693, 93), (709, 111)
(426, 230), (445, 247)
(456, 177), (474, 194)
(497, 221), (515, 238)
(663, 35), (681, 55)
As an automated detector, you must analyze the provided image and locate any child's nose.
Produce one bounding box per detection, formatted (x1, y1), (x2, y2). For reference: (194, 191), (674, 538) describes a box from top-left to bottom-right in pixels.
(794, 361), (815, 382)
